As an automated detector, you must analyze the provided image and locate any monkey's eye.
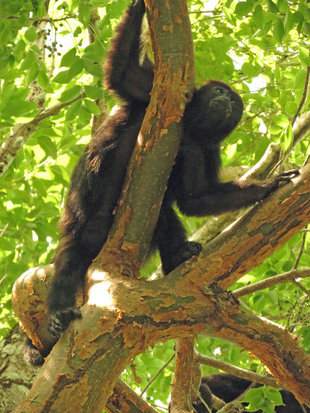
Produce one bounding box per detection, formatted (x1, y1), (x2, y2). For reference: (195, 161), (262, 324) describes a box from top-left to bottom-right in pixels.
(214, 86), (224, 95)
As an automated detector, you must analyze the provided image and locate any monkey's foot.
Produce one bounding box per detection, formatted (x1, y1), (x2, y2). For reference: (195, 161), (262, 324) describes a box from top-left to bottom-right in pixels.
(23, 338), (45, 366)
(169, 241), (202, 272)
(48, 308), (82, 338)
(179, 241), (202, 260)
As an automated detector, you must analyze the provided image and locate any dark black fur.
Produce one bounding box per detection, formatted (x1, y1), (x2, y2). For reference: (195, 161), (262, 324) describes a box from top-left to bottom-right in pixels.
(24, 0), (297, 364)
(23, 337), (45, 366)
(193, 374), (310, 413)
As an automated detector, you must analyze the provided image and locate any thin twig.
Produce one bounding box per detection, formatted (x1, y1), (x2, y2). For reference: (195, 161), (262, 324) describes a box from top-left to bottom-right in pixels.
(233, 269), (310, 298)
(294, 228), (308, 269)
(8, 15), (77, 22)
(292, 66), (310, 126)
(140, 353), (175, 396)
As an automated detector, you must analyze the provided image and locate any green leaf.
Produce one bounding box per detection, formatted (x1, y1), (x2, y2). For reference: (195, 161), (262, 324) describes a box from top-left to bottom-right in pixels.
(241, 62), (260, 77)
(59, 85), (82, 103)
(48, 165), (68, 185)
(25, 27), (37, 42)
(274, 18), (285, 42)
(37, 136), (58, 159)
(304, 22), (310, 36)
(37, 3), (46, 18)
(37, 71), (49, 88)
(26, 63), (39, 86)
(83, 58), (102, 77)
(54, 59), (84, 82)
(2, 99), (37, 118)
(68, 59), (84, 77)
(84, 85), (103, 99)
(8, 0), (23, 14)
(280, 125), (294, 151)
(269, 125), (282, 135)
(20, 50), (36, 70)
(79, 2), (91, 26)
(14, 39), (26, 62)
(53, 69), (72, 84)
(235, 2), (253, 17)
(53, 61), (83, 84)
(84, 99), (100, 115)
(284, 11), (294, 34)
(285, 101), (297, 116)
(273, 114), (289, 128)
(66, 100), (82, 121)
(294, 69), (306, 89)
(90, 0), (107, 6)
(78, 105), (92, 126)
(299, 46), (310, 66)
(267, 0), (279, 13)
(252, 5), (265, 29)
(83, 41), (105, 61)
(60, 48), (78, 67)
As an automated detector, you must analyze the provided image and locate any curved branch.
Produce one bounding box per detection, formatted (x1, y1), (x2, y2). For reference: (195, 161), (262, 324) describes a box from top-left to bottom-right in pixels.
(234, 269), (310, 298)
(196, 354), (280, 388)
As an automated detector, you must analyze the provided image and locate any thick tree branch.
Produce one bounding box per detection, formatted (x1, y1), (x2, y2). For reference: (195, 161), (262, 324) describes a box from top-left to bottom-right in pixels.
(103, 0), (195, 273)
(12, 165), (310, 412)
(1, 326), (157, 413)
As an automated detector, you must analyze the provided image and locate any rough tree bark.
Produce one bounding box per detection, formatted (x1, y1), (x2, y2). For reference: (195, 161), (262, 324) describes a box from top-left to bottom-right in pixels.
(0, 326), (158, 413)
(13, 0), (197, 411)
(12, 165), (310, 413)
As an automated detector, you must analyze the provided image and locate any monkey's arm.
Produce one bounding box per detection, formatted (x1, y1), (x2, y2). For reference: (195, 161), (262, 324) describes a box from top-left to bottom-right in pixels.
(104, 0), (153, 103)
(177, 146), (298, 217)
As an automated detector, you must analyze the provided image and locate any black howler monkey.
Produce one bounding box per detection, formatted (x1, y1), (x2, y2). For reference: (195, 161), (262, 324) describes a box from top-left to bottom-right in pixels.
(192, 374), (310, 412)
(24, 0), (297, 363)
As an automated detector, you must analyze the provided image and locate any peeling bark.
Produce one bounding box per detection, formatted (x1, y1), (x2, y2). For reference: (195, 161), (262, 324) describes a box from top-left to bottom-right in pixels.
(170, 338), (195, 413)
(104, 0), (195, 271)
(12, 165), (310, 412)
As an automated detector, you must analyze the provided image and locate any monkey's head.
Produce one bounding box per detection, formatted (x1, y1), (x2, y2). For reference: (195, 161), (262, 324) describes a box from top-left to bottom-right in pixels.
(183, 80), (244, 143)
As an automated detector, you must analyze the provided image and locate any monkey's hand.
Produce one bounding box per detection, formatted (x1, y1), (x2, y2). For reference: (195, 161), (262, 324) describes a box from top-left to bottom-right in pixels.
(264, 169), (300, 196)
(48, 308), (82, 338)
(274, 168), (300, 181)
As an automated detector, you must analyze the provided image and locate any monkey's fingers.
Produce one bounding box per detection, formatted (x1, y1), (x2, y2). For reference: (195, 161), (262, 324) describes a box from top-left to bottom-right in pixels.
(48, 308), (82, 338)
(275, 169), (300, 184)
(277, 169), (300, 178)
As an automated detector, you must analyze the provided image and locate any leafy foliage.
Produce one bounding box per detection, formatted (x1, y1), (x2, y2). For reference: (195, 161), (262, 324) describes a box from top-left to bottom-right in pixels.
(0, 0), (309, 411)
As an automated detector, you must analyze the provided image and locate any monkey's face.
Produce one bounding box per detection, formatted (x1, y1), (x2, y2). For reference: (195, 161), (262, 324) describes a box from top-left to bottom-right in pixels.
(189, 80), (244, 141)
(209, 84), (234, 119)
